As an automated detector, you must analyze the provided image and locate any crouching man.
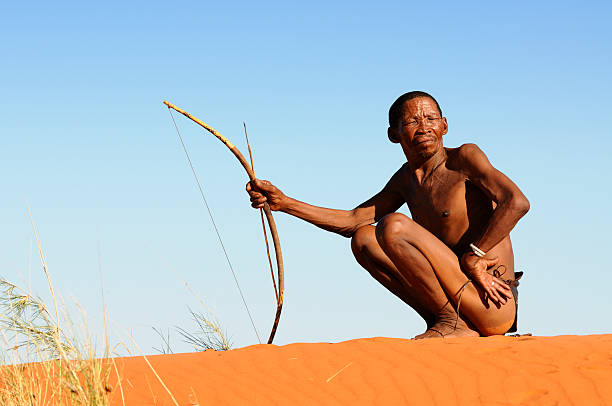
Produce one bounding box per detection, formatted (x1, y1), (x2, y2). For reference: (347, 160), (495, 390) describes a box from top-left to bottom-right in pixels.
(247, 91), (529, 338)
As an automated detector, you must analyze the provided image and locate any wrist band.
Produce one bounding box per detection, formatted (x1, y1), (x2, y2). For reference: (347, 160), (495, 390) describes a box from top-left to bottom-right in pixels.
(469, 243), (486, 258)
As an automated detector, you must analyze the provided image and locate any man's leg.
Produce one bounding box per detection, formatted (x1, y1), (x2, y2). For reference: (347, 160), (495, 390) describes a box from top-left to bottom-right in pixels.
(375, 213), (516, 336)
(351, 225), (477, 338)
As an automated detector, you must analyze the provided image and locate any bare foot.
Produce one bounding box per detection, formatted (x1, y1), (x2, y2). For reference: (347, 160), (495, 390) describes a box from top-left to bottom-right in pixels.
(414, 328), (444, 339)
(413, 316), (479, 339)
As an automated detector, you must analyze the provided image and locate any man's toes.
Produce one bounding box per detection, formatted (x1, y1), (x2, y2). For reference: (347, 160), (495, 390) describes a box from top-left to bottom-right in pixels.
(413, 328), (444, 339)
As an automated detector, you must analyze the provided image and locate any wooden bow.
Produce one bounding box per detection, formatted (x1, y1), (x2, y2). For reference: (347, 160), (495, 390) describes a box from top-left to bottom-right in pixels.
(163, 100), (284, 344)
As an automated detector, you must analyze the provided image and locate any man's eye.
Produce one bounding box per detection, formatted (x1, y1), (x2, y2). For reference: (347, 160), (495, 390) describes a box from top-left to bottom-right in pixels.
(404, 120), (417, 126)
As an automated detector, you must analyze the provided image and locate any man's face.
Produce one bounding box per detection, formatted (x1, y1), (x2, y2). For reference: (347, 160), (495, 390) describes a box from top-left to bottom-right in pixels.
(389, 97), (448, 161)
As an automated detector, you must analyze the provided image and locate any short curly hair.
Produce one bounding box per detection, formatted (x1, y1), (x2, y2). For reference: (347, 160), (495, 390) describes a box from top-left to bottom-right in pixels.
(388, 91), (443, 128)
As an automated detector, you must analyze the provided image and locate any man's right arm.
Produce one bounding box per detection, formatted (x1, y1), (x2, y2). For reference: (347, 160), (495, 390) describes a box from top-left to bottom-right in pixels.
(247, 171), (405, 238)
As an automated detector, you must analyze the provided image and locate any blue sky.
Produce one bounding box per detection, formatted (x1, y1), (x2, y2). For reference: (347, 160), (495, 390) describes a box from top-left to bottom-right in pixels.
(1, 0), (611, 353)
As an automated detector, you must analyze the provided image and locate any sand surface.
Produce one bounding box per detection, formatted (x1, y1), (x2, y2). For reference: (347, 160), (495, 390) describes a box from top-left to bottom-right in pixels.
(108, 334), (612, 405)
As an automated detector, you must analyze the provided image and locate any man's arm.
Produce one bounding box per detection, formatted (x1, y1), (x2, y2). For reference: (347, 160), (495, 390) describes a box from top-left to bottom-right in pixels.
(247, 170), (405, 238)
(453, 143), (529, 305)
(457, 143), (530, 252)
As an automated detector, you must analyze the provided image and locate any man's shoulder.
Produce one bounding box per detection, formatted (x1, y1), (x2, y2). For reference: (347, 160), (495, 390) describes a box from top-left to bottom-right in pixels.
(381, 162), (413, 195)
(446, 143), (491, 177)
(388, 162), (411, 184)
(447, 143), (484, 159)
(447, 143), (488, 164)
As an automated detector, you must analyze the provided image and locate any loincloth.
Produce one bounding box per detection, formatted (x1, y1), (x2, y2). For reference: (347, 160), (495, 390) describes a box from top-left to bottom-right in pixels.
(500, 270), (522, 333)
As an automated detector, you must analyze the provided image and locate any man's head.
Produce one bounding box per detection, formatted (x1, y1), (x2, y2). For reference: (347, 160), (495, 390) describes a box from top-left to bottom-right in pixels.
(387, 91), (448, 162)
(388, 91), (442, 129)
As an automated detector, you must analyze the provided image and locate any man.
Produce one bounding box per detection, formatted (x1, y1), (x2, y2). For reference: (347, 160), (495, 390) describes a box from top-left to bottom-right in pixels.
(246, 91), (530, 338)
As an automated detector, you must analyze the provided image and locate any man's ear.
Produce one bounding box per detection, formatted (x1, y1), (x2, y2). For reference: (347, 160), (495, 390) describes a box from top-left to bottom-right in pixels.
(441, 117), (448, 136)
(388, 127), (400, 144)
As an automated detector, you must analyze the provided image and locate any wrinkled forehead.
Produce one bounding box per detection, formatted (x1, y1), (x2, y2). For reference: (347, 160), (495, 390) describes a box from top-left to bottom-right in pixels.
(401, 97), (442, 117)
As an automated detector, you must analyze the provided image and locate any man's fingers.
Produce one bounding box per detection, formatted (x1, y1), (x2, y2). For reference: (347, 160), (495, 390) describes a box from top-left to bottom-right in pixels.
(247, 180), (271, 197)
(251, 195), (267, 205)
(490, 278), (512, 303)
(247, 179), (264, 191)
(252, 178), (274, 191)
(495, 290), (506, 305)
(491, 287), (504, 305)
(249, 192), (264, 201)
(246, 180), (268, 208)
(495, 277), (511, 292)
(483, 276), (511, 305)
(496, 285), (513, 301)
(486, 289), (501, 305)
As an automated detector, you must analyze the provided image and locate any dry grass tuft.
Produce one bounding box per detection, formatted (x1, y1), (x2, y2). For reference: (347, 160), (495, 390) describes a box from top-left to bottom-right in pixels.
(153, 307), (233, 354)
(0, 211), (190, 405)
(0, 210), (121, 405)
(177, 307), (232, 352)
(0, 278), (115, 405)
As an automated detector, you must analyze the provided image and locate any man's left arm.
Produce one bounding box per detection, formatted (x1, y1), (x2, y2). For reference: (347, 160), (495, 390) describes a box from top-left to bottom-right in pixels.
(457, 143), (530, 304)
(458, 143), (530, 252)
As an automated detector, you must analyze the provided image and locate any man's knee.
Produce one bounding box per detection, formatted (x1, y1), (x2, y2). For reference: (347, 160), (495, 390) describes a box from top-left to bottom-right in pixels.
(350, 225), (376, 259)
(375, 213), (415, 248)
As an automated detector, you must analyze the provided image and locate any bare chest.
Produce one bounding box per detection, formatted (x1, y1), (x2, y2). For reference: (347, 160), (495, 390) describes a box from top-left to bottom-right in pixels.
(400, 169), (481, 248)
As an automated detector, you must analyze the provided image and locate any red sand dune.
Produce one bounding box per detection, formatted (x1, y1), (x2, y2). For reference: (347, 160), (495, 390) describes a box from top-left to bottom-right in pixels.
(109, 334), (612, 406)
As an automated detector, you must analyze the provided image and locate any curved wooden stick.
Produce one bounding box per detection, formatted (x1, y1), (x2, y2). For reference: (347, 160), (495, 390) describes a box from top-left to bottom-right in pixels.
(244, 122), (279, 302)
(163, 100), (284, 344)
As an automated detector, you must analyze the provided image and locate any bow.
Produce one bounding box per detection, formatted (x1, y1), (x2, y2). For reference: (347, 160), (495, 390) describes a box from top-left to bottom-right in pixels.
(163, 100), (284, 344)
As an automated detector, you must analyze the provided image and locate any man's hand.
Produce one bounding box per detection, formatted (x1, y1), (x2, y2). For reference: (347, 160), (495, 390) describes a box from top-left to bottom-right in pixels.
(246, 179), (287, 211)
(460, 253), (512, 306)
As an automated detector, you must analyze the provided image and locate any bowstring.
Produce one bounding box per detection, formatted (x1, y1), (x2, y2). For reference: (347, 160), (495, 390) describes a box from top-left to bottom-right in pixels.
(168, 108), (262, 344)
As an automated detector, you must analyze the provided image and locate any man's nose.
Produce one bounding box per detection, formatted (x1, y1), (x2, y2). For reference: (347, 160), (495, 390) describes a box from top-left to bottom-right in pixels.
(415, 122), (430, 133)
(417, 118), (431, 131)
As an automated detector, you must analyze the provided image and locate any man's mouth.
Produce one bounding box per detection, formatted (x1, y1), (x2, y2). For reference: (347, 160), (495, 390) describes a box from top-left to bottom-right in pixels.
(413, 137), (435, 146)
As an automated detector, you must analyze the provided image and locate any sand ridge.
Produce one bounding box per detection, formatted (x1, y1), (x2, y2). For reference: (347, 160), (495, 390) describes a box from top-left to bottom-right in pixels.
(109, 334), (612, 405)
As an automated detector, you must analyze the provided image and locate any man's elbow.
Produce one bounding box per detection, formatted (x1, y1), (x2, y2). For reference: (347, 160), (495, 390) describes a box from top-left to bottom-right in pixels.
(510, 194), (530, 217)
(339, 216), (372, 239)
(339, 222), (361, 239)
(339, 229), (356, 239)
(338, 210), (365, 239)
